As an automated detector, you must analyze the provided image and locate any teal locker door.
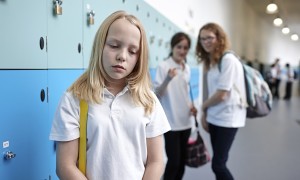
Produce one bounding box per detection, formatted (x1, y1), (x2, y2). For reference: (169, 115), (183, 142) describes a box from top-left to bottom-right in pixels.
(143, 6), (167, 68)
(47, 1), (83, 69)
(82, 0), (103, 69)
(0, 0), (47, 69)
(82, 0), (124, 69)
(121, 0), (138, 14)
(0, 70), (48, 180)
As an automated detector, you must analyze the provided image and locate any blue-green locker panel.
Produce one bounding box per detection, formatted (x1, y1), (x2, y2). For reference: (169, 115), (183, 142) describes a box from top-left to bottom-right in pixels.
(0, 70), (49, 179)
(81, 0), (182, 69)
(47, 1), (83, 69)
(82, 0), (133, 69)
(139, 1), (181, 68)
(0, 0), (47, 69)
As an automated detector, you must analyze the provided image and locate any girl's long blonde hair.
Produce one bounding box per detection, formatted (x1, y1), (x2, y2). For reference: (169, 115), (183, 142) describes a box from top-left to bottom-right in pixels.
(68, 10), (154, 115)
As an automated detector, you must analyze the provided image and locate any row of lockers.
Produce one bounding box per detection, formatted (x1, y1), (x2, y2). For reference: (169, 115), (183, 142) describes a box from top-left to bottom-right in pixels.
(0, 0), (197, 69)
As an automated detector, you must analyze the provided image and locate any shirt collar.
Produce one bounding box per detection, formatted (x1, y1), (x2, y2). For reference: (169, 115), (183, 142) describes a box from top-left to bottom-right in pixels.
(103, 85), (129, 97)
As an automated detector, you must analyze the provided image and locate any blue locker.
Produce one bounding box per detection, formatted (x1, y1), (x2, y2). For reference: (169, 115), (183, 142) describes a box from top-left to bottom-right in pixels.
(48, 69), (84, 124)
(0, 70), (48, 179)
(190, 67), (200, 100)
(47, 69), (84, 180)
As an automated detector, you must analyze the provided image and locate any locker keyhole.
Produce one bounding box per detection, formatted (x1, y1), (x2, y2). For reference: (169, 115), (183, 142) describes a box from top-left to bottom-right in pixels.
(78, 43), (82, 53)
(39, 37), (44, 50)
(40, 89), (45, 102)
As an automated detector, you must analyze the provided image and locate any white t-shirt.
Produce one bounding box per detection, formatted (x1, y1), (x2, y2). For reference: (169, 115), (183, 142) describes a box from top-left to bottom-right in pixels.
(154, 57), (193, 131)
(49, 87), (170, 180)
(206, 53), (247, 128)
(286, 68), (295, 82)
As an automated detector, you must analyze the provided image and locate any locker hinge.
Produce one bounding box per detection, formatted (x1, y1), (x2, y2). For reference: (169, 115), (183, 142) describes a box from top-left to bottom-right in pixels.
(46, 36), (48, 52)
(47, 87), (49, 103)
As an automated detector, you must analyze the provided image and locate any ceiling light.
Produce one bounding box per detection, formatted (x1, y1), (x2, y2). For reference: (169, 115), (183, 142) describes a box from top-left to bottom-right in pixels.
(282, 26), (290, 34)
(291, 34), (299, 41)
(266, 3), (278, 14)
(273, 17), (283, 27)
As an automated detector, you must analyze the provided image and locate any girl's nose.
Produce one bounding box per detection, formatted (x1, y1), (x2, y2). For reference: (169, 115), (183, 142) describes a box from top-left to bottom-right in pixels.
(116, 49), (126, 62)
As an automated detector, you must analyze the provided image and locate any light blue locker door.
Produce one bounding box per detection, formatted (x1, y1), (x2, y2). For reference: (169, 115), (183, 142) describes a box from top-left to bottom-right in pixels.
(47, 69), (84, 180)
(0, 70), (48, 180)
(0, 0), (47, 69)
(47, 1), (83, 69)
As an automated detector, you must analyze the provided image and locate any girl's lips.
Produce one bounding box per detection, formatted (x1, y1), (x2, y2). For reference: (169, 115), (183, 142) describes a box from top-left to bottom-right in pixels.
(112, 65), (125, 72)
(112, 65), (125, 70)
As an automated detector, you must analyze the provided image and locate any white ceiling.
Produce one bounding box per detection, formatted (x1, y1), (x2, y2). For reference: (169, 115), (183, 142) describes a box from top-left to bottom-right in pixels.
(244, 0), (300, 37)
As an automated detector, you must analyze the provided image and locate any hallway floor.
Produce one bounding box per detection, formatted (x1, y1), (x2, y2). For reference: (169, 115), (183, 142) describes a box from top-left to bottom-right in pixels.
(183, 93), (300, 180)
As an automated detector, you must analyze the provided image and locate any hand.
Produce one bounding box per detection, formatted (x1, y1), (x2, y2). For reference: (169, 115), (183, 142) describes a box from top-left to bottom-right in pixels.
(201, 113), (209, 133)
(190, 106), (197, 117)
(167, 68), (177, 79)
(180, 61), (186, 70)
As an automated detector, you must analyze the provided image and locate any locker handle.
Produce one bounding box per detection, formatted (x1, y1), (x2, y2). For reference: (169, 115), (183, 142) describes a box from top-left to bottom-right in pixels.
(4, 151), (16, 160)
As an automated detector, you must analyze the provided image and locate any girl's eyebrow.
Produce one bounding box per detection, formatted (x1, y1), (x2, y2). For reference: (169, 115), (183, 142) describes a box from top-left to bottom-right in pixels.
(129, 44), (139, 50)
(106, 37), (140, 49)
(106, 37), (120, 43)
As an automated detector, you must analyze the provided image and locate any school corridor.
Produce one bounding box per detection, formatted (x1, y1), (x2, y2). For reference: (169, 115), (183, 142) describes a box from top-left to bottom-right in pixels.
(183, 84), (300, 180)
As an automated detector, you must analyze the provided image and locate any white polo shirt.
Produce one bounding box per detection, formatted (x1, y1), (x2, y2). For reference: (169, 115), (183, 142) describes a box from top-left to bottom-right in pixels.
(206, 53), (247, 128)
(49, 87), (170, 180)
(154, 57), (193, 131)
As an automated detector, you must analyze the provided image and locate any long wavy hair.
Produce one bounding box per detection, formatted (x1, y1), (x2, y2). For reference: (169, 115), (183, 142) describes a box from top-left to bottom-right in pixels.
(68, 10), (154, 115)
(195, 23), (230, 70)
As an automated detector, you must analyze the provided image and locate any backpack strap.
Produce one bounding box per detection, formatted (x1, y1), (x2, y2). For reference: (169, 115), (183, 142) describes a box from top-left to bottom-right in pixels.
(79, 100), (88, 175)
(218, 51), (248, 108)
(233, 83), (248, 108)
(218, 51), (234, 72)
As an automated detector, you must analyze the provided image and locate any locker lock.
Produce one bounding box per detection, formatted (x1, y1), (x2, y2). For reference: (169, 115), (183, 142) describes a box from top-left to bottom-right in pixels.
(53, 0), (63, 15)
(87, 10), (95, 25)
(165, 41), (169, 49)
(158, 38), (163, 46)
(150, 35), (155, 44)
(4, 151), (16, 160)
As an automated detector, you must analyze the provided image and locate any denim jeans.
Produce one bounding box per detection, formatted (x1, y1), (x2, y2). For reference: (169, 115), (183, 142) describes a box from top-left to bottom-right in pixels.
(209, 123), (238, 180)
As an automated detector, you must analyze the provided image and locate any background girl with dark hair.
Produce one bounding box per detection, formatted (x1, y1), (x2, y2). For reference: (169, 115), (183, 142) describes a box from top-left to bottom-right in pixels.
(154, 32), (197, 180)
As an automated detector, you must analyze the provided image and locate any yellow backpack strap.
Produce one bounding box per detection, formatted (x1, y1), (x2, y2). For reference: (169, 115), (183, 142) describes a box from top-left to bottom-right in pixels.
(79, 100), (88, 175)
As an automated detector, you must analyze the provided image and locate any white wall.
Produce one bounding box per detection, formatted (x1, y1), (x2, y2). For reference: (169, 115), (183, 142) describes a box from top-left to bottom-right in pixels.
(144, 0), (300, 67)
